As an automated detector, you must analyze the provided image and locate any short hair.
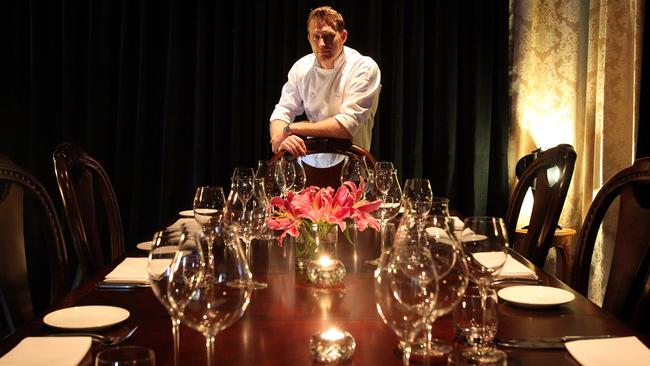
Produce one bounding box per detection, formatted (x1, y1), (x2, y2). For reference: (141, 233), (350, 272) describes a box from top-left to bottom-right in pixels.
(307, 6), (345, 32)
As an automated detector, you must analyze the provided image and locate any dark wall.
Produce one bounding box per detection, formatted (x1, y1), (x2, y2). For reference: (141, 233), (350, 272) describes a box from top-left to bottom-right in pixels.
(1, 0), (510, 249)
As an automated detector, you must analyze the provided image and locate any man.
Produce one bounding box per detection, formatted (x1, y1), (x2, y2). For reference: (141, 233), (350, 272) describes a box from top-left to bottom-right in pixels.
(269, 6), (381, 167)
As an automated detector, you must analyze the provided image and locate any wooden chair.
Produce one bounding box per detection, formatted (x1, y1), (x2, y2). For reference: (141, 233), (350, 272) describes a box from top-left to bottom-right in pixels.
(505, 144), (576, 278)
(53, 143), (124, 282)
(572, 157), (650, 335)
(0, 156), (68, 337)
(268, 137), (377, 190)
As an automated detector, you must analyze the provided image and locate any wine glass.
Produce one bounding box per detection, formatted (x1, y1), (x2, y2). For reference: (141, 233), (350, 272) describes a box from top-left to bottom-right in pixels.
(274, 156), (296, 198)
(375, 238), (439, 365)
(256, 160), (279, 240)
(367, 167), (402, 265)
(148, 229), (184, 366)
(374, 162), (395, 197)
(402, 178), (433, 220)
(168, 225), (252, 366)
(292, 159), (306, 192)
(236, 176), (254, 217)
(228, 167), (255, 209)
(406, 215), (469, 360)
(225, 178), (269, 289)
(340, 155), (369, 195)
(458, 217), (509, 364)
(193, 186), (226, 275)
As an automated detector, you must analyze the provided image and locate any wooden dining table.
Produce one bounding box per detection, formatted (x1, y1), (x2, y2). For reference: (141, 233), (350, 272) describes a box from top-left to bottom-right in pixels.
(0, 225), (645, 365)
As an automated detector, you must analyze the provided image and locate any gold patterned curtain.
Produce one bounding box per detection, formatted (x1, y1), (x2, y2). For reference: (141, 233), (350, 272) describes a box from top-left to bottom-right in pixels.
(509, 0), (643, 304)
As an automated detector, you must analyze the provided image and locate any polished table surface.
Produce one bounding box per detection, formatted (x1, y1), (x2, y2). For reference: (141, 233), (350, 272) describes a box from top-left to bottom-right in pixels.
(0, 227), (645, 365)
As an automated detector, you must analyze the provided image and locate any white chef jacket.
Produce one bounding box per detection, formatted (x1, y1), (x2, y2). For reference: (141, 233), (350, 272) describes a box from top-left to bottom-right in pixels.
(270, 46), (381, 167)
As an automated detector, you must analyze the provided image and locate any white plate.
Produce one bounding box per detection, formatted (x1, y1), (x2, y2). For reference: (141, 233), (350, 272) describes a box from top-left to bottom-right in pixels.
(178, 210), (194, 217)
(498, 285), (575, 309)
(136, 241), (153, 251)
(44, 305), (130, 331)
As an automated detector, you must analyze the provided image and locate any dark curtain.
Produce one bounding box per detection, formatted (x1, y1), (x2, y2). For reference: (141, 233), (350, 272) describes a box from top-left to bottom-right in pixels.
(1, 0), (510, 249)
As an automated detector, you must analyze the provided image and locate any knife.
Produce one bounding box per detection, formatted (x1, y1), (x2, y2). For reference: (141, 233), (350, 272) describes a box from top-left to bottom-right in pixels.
(497, 335), (617, 349)
(96, 281), (151, 289)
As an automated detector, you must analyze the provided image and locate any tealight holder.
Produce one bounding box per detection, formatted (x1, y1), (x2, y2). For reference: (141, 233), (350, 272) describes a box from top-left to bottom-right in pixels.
(309, 328), (356, 363)
(307, 256), (346, 287)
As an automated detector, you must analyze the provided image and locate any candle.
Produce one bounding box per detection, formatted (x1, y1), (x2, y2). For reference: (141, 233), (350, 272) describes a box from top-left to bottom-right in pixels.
(307, 256), (346, 287)
(309, 327), (356, 363)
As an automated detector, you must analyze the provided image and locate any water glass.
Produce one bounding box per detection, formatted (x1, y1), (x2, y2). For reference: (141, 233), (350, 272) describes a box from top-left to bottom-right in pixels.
(453, 286), (498, 348)
(95, 346), (155, 366)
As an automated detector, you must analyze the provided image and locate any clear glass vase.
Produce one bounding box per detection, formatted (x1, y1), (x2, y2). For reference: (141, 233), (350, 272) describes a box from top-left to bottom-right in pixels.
(294, 223), (338, 271)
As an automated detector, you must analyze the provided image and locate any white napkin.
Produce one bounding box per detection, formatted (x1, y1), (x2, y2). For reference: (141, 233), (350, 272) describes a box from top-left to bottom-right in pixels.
(167, 218), (201, 232)
(473, 253), (538, 279)
(566, 336), (650, 366)
(497, 255), (538, 279)
(0, 337), (91, 366)
(104, 257), (149, 283)
(450, 216), (464, 231)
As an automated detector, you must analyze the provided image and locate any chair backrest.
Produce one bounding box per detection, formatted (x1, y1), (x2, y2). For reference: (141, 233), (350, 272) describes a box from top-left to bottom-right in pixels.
(505, 144), (576, 270)
(53, 143), (124, 281)
(572, 157), (650, 335)
(268, 137), (377, 190)
(0, 156), (68, 337)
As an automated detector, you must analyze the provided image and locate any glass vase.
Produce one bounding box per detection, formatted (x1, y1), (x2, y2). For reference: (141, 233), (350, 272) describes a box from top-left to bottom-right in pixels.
(295, 223), (338, 271)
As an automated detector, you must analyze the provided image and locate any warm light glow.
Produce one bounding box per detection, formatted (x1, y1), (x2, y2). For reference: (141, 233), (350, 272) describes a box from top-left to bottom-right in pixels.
(321, 328), (345, 341)
(520, 92), (575, 150)
(317, 256), (334, 268)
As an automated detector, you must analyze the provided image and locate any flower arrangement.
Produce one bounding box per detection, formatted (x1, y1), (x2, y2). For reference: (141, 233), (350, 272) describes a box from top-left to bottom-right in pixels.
(267, 179), (382, 247)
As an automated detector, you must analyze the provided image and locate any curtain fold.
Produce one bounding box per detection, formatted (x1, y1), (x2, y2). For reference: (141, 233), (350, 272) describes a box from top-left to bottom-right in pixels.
(510, 0), (644, 304)
(1, 0), (509, 251)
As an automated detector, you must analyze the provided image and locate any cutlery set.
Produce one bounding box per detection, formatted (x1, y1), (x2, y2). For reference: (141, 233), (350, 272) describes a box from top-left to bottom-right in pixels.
(497, 334), (617, 349)
(48, 326), (139, 346)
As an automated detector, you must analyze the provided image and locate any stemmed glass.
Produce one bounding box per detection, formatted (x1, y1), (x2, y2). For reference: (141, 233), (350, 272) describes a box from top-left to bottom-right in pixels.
(375, 235), (439, 365)
(168, 225), (252, 366)
(148, 229), (182, 366)
(256, 160), (279, 240)
(274, 156), (296, 198)
(225, 178), (269, 290)
(458, 217), (509, 364)
(402, 178), (433, 220)
(340, 155), (370, 194)
(367, 167), (402, 265)
(406, 215), (469, 360)
(236, 176), (254, 217)
(193, 186), (226, 276)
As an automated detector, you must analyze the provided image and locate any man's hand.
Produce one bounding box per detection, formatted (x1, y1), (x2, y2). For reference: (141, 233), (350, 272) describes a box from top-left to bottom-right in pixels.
(277, 135), (307, 156)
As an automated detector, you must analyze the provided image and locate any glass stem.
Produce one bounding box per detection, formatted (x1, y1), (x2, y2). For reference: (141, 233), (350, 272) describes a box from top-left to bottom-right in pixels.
(206, 231), (215, 280)
(402, 343), (411, 366)
(171, 317), (180, 366)
(426, 321), (433, 351)
(245, 239), (252, 268)
(379, 221), (386, 252)
(480, 285), (488, 354)
(205, 334), (215, 366)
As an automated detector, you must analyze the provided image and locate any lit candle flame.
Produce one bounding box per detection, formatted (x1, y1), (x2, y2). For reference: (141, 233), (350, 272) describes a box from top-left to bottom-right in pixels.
(317, 255), (334, 267)
(320, 327), (345, 341)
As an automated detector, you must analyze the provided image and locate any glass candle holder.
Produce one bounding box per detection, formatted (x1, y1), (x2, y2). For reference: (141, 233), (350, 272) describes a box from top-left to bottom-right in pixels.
(309, 328), (356, 363)
(307, 256), (346, 287)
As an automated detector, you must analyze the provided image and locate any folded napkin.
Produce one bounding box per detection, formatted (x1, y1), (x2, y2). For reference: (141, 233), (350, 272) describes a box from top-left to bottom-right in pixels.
(104, 257), (149, 283)
(473, 253), (538, 280)
(0, 337), (91, 366)
(497, 255), (538, 280)
(167, 218), (201, 232)
(566, 336), (650, 366)
(450, 216), (464, 231)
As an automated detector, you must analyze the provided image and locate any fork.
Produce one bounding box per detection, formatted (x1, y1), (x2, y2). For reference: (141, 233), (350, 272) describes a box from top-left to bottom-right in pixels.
(48, 325), (139, 346)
